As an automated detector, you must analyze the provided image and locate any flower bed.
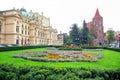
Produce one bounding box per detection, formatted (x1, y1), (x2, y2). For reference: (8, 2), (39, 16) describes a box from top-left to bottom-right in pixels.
(13, 50), (103, 62)
(59, 46), (82, 51)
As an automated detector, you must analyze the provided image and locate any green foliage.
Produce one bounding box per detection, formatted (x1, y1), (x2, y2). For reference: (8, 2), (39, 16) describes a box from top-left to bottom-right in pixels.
(63, 33), (72, 45)
(81, 46), (104, 49)
(104, 47), (120, 52)
(20, 73), (34, 80)
(0, 46), (46, 52)
(0, 45), (62, 52)
(70, 23), (81, 45)
(0, 64), (120, 80)
(34, 74), (44, 80)
(0, 69), (6, 80)
(6, 72), (18, 80)
(106, 29), (115, 44)
(81, 20), (89, 45)
(47, 74), (63, 80)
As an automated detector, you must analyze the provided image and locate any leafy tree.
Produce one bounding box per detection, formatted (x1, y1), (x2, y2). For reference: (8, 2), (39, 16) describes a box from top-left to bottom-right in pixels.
(88, 33), (94, 46)
(106, 29), (115, 44)
(69, 24), (81, 46)
(81, 20), (89, 45)
(63, 33), (72, 45)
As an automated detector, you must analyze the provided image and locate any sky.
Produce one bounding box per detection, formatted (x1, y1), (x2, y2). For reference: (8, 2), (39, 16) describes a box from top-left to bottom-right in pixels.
(0, 0), (120, 33)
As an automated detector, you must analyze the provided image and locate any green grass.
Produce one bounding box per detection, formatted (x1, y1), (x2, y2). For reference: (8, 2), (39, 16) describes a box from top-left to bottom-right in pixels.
(0, 48), (120, 70)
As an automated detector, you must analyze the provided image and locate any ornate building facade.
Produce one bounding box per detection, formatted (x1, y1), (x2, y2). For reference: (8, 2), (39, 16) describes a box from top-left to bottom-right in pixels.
(0, 8), (63, 45)
(87, 9), (104, 46)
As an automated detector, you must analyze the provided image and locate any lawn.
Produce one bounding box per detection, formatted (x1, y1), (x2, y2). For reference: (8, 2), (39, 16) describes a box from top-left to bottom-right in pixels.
(0, 48), (120, 70)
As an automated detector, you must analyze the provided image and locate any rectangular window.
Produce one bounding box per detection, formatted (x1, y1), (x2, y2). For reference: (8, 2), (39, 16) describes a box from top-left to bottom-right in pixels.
(0, 25), (1, 32)
(16, 39), (19, 44)
(0, 38), (1, 44)
(25, 31), (27, 35)
(16, 26), (19, 33)
(22, 30), (23, 34)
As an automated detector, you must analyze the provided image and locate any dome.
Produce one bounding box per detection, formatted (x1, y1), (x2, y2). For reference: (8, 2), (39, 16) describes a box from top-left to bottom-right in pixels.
(20, 7), (27, 12)
(20, 7), (29, 17)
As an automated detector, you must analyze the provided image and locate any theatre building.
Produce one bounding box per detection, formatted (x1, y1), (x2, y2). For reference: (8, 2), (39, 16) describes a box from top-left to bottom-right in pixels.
(0, 8), (63, 45)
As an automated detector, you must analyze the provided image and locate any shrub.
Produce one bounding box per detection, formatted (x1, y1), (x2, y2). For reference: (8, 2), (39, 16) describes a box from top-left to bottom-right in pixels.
(104, 47), (120, 52)
(0, 64), (120, 80)
(34, 74), (44, 80)
(81, 46), (104, 49)
(6, 72), (18, 80)
(20, 73), (34, 80)
(0, 69), (6, 80)
(0, 45), (62, 52)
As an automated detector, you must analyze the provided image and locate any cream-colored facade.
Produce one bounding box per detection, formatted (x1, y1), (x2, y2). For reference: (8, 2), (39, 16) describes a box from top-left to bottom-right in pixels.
(0, 8), (63, 45)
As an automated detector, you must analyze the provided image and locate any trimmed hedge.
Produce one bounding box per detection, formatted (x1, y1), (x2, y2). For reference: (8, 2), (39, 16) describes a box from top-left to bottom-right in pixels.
(81, 46), (120, 52)
(0, 45), (120, 52)
(0, 45), (62, 52)
(104, 47), (120, 52)
(0, 64), (120, 80)
(81, 46), (104, 49)
(0, 46), (45, 52)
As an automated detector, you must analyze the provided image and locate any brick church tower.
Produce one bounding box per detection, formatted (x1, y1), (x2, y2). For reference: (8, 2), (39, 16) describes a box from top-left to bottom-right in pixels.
(87, 9), (104, 46)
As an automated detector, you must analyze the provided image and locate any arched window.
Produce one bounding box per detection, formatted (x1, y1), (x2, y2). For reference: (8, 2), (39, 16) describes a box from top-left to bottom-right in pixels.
(0, 21), (2, 33)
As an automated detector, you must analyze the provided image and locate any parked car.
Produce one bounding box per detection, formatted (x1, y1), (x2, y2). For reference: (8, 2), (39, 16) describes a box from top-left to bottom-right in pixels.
(0, 44), (21, 47)
(0, 44), (8, 47)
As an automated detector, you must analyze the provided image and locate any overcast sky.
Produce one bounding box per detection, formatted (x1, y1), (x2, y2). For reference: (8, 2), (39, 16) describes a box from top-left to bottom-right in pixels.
(0, 0), (120, 33)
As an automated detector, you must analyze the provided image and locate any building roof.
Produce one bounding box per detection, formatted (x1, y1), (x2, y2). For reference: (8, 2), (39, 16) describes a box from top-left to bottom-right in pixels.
(87, 21), (92, 28)
(93, 8), (102, 18)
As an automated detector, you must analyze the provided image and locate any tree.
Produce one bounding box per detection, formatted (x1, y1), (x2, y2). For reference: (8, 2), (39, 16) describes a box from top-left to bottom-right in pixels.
(63, 33), (72, 45)
(69, 24), (81, 46)
(106, 29), (115, 44)
(88, 34), (93, 46)
(81, 20), (89, 45)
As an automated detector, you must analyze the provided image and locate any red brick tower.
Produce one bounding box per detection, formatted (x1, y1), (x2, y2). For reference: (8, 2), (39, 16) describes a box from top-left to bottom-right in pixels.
(87, 9), (104, 46)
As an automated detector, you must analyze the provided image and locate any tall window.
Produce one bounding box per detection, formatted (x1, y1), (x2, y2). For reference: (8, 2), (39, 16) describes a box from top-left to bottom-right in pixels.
(0, 22), (2, 33)
(25, 31), (27, 35)
(22, 30), (23, 34)
(0, 25), (1, 33)
(0, 38), (1, 44)
(16, 26), (19, 33)
(16, 38), (19, 44)
(22, 25), (23, 29)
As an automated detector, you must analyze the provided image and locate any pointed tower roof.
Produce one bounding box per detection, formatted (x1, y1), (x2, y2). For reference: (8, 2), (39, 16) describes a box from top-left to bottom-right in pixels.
(93, 8), (102, 18)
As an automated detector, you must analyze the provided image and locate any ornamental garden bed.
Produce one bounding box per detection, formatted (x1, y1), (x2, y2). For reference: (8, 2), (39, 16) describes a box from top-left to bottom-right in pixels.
(13, 49), (103, 62)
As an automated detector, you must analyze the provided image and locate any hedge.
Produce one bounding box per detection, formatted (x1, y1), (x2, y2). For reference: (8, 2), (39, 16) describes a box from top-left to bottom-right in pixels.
(0, 45), (120, 52)
(103, 47), (120, 52)
(81, 46), (120, 52)
(0, 64), (120, 80)
(0, 45), (62, 52)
